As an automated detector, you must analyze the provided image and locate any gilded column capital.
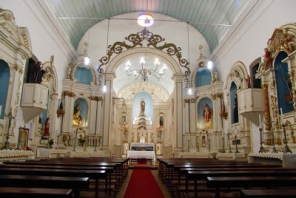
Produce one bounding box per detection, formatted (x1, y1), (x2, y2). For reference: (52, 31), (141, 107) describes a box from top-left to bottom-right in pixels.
(190, 98), (196, 103)
(184, 99), (190, 103)
(211, 94), (217, 100)
(63, 91), (75, 97)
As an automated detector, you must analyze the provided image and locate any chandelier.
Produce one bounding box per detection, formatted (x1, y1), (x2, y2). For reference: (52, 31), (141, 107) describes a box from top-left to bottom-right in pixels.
(125, 57), (167, 81)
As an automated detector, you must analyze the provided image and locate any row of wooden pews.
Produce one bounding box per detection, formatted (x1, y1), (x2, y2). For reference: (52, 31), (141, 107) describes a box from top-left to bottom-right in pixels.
(157, 157), (296, 198)
(0, 156), (129, 198)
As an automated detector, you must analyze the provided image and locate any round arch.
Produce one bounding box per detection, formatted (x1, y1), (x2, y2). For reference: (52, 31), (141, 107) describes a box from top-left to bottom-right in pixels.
(105, 47), (182, 74)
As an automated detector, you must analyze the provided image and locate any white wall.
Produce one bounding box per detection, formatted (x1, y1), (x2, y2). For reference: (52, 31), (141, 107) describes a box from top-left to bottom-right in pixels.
(213, 0), (296, 153)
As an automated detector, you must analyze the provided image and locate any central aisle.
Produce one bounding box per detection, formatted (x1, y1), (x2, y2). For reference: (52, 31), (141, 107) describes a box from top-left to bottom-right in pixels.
(123, 165), (165, 198)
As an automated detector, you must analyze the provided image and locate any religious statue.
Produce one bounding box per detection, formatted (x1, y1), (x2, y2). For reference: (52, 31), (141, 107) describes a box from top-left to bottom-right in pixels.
(137, 132), (140, 142)
(73, 103), (82, 126)
(131, 132), (134, 142)
(28, 61), (45, 83)
(43, 116), (50, 137)
(233, 94), (239, 123)
(140, 99), (145, 115)
(203, 104), (212, 129)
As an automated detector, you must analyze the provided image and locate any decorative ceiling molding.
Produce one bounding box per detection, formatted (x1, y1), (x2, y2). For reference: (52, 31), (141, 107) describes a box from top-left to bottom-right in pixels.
(98, 29), (190, 77)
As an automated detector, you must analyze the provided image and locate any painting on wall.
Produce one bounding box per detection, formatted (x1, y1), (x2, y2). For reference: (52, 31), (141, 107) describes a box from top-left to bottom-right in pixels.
(197, 98), (213, 129)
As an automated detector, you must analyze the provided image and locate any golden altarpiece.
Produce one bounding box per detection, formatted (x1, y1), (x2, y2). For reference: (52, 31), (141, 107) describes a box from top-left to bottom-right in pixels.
(253, 24), (296, 156)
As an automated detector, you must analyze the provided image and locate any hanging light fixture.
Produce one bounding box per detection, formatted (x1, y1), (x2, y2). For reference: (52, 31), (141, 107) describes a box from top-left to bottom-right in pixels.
(124, 57), (167, 81)
(137, 13), (154, 27)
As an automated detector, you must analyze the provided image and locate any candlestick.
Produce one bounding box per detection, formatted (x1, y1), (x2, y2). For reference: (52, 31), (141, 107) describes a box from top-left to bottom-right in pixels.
(259, 114), (262, 127)
(280, 108), (284, 124)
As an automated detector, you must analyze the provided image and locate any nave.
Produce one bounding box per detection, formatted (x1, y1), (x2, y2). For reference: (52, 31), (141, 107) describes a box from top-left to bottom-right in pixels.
(1, 156), (296, 198)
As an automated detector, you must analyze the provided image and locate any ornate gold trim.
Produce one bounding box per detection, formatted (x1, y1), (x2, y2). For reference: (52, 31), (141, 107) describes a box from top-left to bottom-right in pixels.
(98, 29), (190, 76)
(63, 91), (75, 97)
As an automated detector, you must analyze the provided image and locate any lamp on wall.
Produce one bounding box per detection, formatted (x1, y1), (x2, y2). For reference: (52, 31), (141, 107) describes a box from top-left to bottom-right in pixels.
(79, 42), (90, 66)
(125, 57), (167, 82)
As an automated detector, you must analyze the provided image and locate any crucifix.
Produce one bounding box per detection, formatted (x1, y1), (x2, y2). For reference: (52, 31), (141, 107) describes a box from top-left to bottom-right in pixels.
(2, 108), (15, 150)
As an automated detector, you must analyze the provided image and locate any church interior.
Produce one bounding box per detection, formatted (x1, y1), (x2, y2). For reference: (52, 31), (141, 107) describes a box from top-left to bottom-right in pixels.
(1, 0), (296, 197)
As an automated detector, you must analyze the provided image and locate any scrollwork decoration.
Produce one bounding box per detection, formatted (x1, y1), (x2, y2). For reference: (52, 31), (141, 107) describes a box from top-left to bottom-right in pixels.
(98, 29), (190, 76)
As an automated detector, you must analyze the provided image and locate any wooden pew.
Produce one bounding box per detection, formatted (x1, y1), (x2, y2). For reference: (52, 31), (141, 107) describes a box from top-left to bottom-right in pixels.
(0, 175), (88, 198)
(3, 157), (130, 196)
(207, 176), (296, 198)
(186, 169), (296, 198)
(0, 187), (73, 198)
(240, 189), (296, 198)
(0, 166), (106, 198)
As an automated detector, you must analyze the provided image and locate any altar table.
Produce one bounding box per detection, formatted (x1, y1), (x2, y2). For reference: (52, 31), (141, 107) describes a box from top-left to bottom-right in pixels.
(127, 151), (155, 161)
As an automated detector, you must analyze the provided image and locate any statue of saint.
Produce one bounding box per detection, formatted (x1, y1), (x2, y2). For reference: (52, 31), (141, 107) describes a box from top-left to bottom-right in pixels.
(73, 103), (82, 126)
(43, 116), (50, 137)
(140, 99), (145, 115)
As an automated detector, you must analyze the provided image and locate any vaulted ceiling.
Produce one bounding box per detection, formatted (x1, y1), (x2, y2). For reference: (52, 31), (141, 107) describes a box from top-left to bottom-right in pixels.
(43, 0), (256, 53)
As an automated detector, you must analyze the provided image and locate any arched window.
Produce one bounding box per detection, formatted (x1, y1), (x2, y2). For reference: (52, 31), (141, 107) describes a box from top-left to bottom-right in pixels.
(74, 67), (92, 85)
(230, 82), (238, 124)
(0, 60), (10, 119)
(275, 51), (293, 113)
(195, 69), (211, 87)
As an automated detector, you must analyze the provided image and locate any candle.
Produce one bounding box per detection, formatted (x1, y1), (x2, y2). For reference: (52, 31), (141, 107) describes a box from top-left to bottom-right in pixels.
(259, 114), (261, 127)
(280, 108), (284, 124)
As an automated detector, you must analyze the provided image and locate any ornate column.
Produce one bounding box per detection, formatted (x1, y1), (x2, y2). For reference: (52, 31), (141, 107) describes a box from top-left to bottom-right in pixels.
(62, 91), (75, 133)
(184, 99), (190, 134)
(173, 74), (185, 154)
(88, 96), (99, 134)
(49, 93), (58, 142)
(263, 84), (271, 131)
(102, 73), (115, 149)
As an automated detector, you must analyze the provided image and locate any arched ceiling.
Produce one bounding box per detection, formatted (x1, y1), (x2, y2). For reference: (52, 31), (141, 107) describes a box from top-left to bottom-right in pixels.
(43, 0), (256, 53)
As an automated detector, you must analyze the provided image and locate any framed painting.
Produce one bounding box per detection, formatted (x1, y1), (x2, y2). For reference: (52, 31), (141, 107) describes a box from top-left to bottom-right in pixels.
(17, 127), (29, 150)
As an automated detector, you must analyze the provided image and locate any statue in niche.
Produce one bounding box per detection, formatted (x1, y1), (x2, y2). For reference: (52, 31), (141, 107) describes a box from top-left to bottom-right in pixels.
(233, 94), (239, 123)
(140, 99), (145, 116)
(137, 132), (140, 142)
(203, 104), (213, 129)
(43, 116), (50, 137)
(73, 103), (82, 126)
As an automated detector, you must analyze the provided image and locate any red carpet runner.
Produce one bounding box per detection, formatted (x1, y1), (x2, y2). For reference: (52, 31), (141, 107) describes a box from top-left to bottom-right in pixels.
(123, 166), (165, 198)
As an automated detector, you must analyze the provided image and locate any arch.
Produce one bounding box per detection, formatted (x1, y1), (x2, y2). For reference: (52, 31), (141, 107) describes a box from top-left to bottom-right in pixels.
(224, 61), (249, 91)
(0, 60), (10, 119)
(73, 97), (89, 127)
(194, 69), (212, 87)
(98, 28), (191, 76)
(274, 51), (293, 114)
(105, 47), (182, 75)
(71, 62), (97, 85)
(117, 81), (169, 102)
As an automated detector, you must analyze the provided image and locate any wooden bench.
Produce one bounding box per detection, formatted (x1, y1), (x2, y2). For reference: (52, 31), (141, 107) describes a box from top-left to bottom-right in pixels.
(207, 176), (296, 198)
(0, 175), (89, 198)
(240, 189), (296, 197)
(0, 166), (106, 198)
(0, 187), (73, 198)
